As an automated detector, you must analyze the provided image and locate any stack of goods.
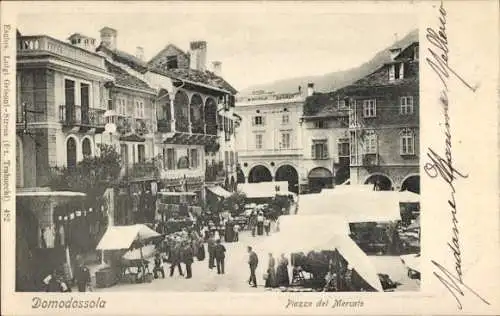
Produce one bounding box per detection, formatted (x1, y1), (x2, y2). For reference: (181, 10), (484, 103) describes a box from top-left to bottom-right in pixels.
(165, 218), (193, 233)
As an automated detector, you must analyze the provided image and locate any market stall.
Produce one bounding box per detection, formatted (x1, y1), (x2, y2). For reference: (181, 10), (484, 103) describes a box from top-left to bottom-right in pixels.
(95, 224), (162, 288)
(156, 191), (200, 233)
(261, 220), (382, 292)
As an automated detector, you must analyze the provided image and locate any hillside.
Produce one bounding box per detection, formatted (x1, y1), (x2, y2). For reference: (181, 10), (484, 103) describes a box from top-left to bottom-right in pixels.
(239, 30), (418, 95)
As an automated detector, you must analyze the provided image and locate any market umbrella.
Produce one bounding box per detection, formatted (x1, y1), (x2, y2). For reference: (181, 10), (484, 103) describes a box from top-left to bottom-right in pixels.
(96, 224), (161, 250)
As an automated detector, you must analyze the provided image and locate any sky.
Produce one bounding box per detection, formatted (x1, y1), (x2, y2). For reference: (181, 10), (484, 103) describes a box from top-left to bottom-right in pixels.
(16, 2), (418, 91)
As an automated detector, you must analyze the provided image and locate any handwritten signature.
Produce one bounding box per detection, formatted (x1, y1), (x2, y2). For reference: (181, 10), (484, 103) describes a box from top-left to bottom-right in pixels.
(424, 0), (489, 310)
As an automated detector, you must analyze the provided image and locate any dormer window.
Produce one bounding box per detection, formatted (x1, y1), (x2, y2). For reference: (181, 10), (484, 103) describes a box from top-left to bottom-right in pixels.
(389, 63), (405, 81)
(166, 55), (178, 69)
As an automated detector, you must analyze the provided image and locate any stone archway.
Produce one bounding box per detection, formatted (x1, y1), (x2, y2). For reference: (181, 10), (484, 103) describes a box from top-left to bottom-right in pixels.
(401, 175), (420, 194)
(275, 164), (299, 193)
(66, 137), (78, 169)
(173, 90), (189, 132)
(364, 173), (392, 191)
(308, 167), (333, 193)
(248, 165), (272, 183)
(190, 94), (204, 134)
(334, 166), (350, 185)
(82, 137), (92, 158)
(157, 89), (172, 132)
(204, 98), (217, 135)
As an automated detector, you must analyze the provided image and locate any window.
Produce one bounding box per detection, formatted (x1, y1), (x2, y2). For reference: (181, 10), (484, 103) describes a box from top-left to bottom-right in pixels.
(390, 63), (405, 81)
(338, 139), (350, 157)
(135, 100), (145, 118)
(400, 129), (415, 155)
(311, 140), (328, 159)
(338, 99), (346, 109)
(255, 134), (263, 149)
(138, 144), (145, 163)
(252, 116), (265, 126)
(364, 130), (378, 154)
(117, 98), (127, 116)
(282, 114), (289, 124)
(166, 148), (176, 170)
(400, 96), (414, 115)
(166, 55), (178, 69)
(190, 149), (199, 168)
(313, 120), (326, 128)
(363, 100), (376, 118)
(224, 151), (229, 167)
(280, 132), (291, 149)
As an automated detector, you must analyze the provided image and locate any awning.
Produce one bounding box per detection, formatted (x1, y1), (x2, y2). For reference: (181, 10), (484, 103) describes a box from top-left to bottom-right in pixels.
(298, 191), (401, 222)
(96, 224), (161, 250)
(157, 191), (196, 196)
(206, 185), (232, 198)
(122, 244), (157, 261)
(262, 227), (382, 291)
(238, 182), (288, 199)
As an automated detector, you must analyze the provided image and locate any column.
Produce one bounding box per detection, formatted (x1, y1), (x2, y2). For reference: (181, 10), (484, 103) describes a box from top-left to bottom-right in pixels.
(169, 98), (176, 132)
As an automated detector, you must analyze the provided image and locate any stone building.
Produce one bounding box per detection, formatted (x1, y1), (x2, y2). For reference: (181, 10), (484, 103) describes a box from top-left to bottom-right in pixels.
(234, 88), (306, 193)
(300, 86), (350, 193)
(344, 41), (420, 192)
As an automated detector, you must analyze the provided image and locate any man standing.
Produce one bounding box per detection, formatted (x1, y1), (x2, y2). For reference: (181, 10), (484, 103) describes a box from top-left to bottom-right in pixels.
(207, 233), (216, 269)
(182, 245), (194, 279)
(247, 246), (258, 287)
(74, 259), (92, 292)
(214, 239), (226, 274)
(233, 223), (240, 242)
(169, 242), (184, 277)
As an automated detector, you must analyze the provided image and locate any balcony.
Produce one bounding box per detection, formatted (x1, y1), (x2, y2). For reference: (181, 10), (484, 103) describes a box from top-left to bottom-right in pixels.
(18, 36), (106, 70)
(133, 118), (153, 135)
(59, 105), (106, 131)
(124, 162), (159, 181)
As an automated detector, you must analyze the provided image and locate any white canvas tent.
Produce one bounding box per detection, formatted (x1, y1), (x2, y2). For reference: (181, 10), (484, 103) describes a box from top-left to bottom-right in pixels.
(298, 190), (401, 222)
(238, 181), (289, 199)
(96, 224), (161, 250)
(261, 229), (382, 291)
(278, 215), (350, 237)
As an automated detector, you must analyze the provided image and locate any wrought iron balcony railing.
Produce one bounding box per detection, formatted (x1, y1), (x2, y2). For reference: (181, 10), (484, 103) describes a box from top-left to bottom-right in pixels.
(59, 105), (106, 128)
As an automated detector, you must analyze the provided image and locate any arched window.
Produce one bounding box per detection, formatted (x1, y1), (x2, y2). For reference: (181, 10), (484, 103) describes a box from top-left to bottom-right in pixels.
(400, 128), (415, 155)
(82, 138), (92, 158)
(67, 137), (77, 169)
(364, 130), (377, 154)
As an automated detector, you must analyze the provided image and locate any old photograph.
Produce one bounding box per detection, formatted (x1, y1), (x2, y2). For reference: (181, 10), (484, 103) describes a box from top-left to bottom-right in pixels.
(13, 6), (422, 294)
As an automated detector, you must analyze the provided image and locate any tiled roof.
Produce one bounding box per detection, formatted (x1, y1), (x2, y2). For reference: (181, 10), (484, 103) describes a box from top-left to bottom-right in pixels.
(150, 67), (238, 94)
(105, 60), (155, 93)
(98, 43), (237, 94)
(303, 91), (349, 117)
(351, 61), (419, 88)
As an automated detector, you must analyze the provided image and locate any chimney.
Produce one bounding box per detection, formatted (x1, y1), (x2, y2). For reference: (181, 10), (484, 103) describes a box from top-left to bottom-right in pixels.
(100, 27), (117, 50)
(389, 47), (402, 61)
(307, 83), (315, 97)
(212, 61), (222, 76)
(136, 46), (145, 61)
(68, 33), (97, 52)
(189, 41), (207, 71)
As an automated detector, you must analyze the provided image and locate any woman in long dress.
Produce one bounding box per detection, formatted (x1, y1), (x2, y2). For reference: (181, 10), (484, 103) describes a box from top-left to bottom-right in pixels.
(265, 253), (277, 288)
(276, 253), (290, 287)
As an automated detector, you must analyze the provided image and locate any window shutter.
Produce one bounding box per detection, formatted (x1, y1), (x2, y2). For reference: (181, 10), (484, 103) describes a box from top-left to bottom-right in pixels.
(373, 100), (377, 116)
(323, 143), (328, 159)
(311, 144), (315, 159)
(389, 65), (395, 81)
(251, 116), (255, 126)
(262, 116), (266, 126)
(399, 62), (405, 79)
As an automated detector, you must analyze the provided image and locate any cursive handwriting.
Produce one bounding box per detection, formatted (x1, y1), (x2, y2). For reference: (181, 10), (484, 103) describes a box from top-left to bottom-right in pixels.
(425, 0), (489, 310)
(426, 1), (478, 93)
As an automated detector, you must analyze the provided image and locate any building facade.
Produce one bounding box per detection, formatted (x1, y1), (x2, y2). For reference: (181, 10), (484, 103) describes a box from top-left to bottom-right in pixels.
(234, 89), (307, 193)
(344, 41), (420, 192)
(300, 89), (350, 193)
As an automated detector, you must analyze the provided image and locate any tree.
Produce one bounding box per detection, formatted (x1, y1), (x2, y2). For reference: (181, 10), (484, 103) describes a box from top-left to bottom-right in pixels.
(47, 144), (122, 203)
(222, 191), (247, 215)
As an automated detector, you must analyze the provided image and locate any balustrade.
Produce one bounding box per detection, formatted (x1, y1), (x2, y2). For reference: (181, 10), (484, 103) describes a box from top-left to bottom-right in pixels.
(18, 36), (105, 70)
(59, 105), (106, 127)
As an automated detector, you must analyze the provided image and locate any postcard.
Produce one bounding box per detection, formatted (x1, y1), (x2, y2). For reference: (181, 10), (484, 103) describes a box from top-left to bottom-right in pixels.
(1, 0), (499, 315)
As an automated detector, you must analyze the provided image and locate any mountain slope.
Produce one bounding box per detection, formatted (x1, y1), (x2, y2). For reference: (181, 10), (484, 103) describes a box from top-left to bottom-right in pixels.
(239, 30), (418, 95)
